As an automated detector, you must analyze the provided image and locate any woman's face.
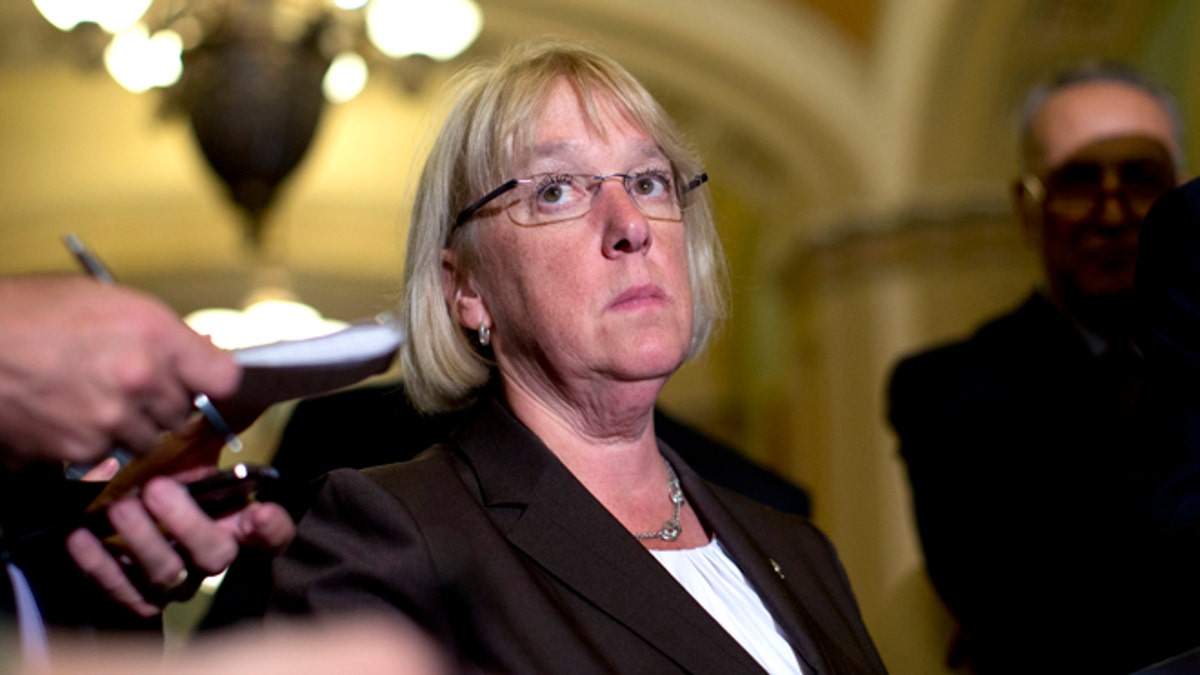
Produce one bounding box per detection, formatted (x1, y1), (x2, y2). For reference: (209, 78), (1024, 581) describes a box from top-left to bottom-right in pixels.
(462, 79), (694, 400)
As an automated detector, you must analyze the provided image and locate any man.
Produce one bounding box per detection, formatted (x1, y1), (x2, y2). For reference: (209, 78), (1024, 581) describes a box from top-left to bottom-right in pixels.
(887, 63), (1193, 674)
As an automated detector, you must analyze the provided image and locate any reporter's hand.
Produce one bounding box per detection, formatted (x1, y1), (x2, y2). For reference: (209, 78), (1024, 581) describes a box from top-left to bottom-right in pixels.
(64, 475), (295, 617)
(0, 276), (240, 468)
(18, 615), (451, 675)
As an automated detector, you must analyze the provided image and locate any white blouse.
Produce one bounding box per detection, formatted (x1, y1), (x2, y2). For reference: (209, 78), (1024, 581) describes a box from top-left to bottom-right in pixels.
(650, 538), (804, 674)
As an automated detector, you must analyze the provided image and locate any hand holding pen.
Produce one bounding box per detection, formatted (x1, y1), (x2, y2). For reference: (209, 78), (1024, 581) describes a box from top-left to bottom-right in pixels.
(63, 233), (243, 456)
(0, 240), (295, 619)
(0, 251), (241, 469)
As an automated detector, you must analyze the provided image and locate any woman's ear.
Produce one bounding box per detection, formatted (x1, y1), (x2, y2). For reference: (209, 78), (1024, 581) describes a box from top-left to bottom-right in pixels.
(442, 249), (491, 332)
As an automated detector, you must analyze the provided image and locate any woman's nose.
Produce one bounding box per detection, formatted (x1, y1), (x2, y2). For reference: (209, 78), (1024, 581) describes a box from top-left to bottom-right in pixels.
(596, 180), (651, 256)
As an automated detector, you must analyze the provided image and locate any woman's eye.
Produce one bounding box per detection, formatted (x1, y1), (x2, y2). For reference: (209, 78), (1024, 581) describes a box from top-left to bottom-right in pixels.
(632, 173), (669, 197)
(534, 175), (577, 204)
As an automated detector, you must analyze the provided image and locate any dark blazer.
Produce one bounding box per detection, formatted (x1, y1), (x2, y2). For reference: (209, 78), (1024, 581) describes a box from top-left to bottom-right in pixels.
(1128, 179), (1200, 672)
(201, 384), (811, 630)
(271, 397), (885, 674)
(1137, 175), (1200, 540)
(265, 384), (810, 519)
(888, 292), (1194, 673)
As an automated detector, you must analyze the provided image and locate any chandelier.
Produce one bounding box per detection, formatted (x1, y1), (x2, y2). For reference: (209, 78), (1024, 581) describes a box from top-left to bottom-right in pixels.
(31, 0), (484, 346)
(30, 0), (483, 235)
(31, 0), (483, 100)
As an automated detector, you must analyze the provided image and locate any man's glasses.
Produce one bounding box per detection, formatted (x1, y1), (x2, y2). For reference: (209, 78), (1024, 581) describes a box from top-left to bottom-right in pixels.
(1023, 157), (1175, 221)
(454, 171), (708, 231)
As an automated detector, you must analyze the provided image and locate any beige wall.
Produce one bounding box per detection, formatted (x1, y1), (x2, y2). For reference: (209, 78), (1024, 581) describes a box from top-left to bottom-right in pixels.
(766, 217), (1038, 673)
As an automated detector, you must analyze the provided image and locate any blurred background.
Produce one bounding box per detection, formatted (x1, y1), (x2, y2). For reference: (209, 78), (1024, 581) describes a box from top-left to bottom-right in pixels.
(4, 0), (1200, 672)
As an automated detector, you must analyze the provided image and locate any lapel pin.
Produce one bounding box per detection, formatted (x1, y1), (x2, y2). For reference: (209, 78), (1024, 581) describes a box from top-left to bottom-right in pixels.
(769, 557), (785, 580)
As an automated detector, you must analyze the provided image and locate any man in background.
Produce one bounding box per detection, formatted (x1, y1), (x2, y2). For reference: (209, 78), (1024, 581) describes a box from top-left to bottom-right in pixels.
(888, 63), (1194, 673)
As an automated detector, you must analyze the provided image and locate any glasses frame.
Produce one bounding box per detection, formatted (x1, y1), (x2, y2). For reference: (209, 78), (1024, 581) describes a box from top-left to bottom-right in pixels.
(453, 172), (709, 232)
(1020, 159), (1175, 221)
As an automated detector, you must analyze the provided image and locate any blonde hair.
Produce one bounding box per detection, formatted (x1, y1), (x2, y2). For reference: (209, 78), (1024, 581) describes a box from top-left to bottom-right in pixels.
(401, 39), (727, 413)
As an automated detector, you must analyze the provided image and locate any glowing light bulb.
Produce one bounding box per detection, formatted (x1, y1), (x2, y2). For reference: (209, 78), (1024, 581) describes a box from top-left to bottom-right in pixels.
(366, 0), (482, 61)
(33, 0), (153, 33)
(323, 51), (369, 103)
(104, 24), (183, 93)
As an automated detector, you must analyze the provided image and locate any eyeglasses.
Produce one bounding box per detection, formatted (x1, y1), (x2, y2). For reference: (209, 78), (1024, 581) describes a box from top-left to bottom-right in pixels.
(453, 171), (708, 231)
(1022, 157), (1175, 221)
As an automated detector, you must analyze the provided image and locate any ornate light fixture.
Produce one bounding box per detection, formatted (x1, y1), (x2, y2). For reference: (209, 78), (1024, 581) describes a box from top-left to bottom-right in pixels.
(32, 0), (483, 236)
(32, 0), (482, 99)
(31, 0), (482, 346)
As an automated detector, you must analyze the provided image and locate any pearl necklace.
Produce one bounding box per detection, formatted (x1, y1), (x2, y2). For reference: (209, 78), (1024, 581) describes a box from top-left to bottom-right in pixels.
(633, 458), (685, 541)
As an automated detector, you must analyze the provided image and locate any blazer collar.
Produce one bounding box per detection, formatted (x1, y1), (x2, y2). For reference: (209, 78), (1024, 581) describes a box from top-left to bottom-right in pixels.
(450, 397), (767, 674)
(679, 465), (837, 674)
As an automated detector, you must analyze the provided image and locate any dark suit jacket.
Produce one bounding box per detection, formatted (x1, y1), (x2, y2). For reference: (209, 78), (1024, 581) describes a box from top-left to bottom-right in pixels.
(271, 397), (885, 674)
(1137, 175), (1200, 541)
(888, 292), (1194, 674)
(201, 384), (810, 630)
(265, 384), (810, 519)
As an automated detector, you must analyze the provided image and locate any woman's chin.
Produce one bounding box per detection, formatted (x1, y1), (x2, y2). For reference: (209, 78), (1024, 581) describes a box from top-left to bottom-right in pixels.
(604, 343), (689, 385)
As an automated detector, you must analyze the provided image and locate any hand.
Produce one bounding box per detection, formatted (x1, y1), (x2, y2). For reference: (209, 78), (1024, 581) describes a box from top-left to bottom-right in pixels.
(0, 276), (240, 468)
(64, 474), (294, 617)
(18, 615), (450, 675)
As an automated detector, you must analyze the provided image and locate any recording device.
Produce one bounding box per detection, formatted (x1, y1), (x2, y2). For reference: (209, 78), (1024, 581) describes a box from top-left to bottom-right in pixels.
(77, 463), (281, 540)
(1, 463), (281, 567)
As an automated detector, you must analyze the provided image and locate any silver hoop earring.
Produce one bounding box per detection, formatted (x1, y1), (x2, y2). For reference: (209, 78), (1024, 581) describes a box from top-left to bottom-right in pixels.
(478, 322), (491, 346)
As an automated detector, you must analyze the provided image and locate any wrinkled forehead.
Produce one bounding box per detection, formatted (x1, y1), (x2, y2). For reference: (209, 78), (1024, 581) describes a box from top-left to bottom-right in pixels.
(1051, 135), (1175, 174)
(505, 79), (665, 174)
(1034, 81), (1178, 172)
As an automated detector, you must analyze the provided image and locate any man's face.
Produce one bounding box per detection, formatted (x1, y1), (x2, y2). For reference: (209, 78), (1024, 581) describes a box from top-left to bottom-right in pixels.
(1023, 82), (1178, 306)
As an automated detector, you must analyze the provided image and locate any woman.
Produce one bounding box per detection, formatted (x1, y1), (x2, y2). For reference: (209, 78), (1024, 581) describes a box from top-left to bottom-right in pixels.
(271, 40), (885, 674)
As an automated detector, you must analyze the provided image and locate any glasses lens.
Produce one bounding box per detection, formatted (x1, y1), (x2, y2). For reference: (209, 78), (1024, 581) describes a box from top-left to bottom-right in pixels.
(625, 171), (681, 221)
(1121, 160), (1175, 215)
(1043, 159), (1174, 219)
(506, 175), (591, 226)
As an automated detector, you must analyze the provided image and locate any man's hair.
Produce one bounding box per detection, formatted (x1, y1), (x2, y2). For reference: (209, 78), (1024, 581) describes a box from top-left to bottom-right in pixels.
(1017, 61), (1184, 174)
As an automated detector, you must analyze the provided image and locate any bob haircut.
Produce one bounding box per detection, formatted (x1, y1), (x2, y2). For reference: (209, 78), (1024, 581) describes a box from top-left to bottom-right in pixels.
(401, 39), (727, 413)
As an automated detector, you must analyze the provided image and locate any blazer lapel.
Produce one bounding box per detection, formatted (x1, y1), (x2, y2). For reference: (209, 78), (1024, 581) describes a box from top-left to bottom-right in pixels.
(666, 445), (836, 674)
(455, 399), (765, 675)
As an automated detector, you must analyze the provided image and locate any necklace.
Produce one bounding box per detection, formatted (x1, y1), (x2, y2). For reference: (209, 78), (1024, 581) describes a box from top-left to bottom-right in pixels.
(633, 457), (685, 541)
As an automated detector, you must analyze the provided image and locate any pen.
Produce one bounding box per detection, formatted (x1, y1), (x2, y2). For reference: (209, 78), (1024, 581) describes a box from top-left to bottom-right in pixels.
(61, 233), (243, 453)
(64, 233), (115, 284)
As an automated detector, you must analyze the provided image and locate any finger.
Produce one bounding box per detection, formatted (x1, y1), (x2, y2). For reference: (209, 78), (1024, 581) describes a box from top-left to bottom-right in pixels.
(142, 477), (237, 575)
(99, 337), (193, 444)
(108, 493), (188, 587)
(0, 414), (108, 468)
(173, 333), (241, 400)
(174, 464), (218, 484)
(223, 502), (296, 552)
(54, 374), (159, 454)
(97, 363), (183, 454)
(64, 527), (159, 618)
(80, 456), (121, 482)
(139, 382), (194, 435)
(108, 405), (166, 457)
